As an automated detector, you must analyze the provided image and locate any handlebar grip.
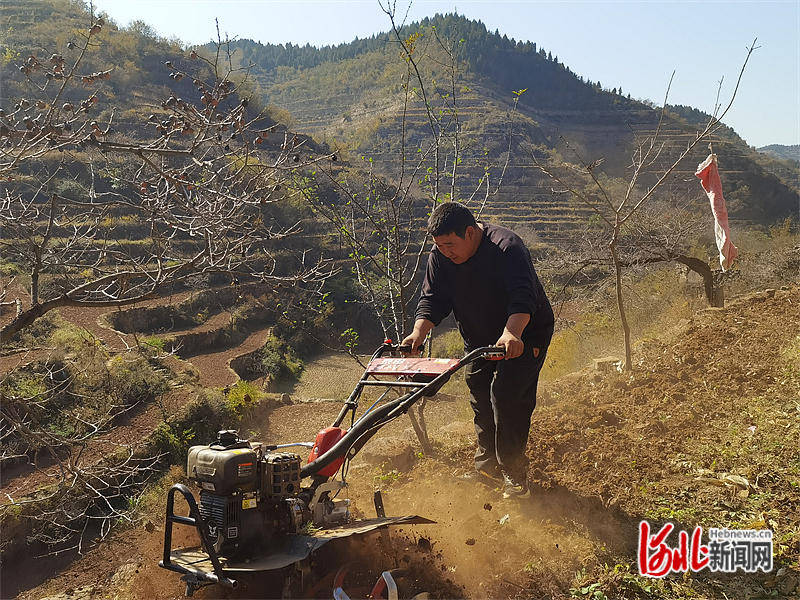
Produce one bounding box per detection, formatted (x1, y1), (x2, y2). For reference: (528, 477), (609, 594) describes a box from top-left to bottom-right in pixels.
(483, 346), (506, 360)
(396, 344), (420, 353)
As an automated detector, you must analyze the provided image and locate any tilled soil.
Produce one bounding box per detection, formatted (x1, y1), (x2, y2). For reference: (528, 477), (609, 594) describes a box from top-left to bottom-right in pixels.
(10, 285), (800, 599)
(189, 325), (273, 388)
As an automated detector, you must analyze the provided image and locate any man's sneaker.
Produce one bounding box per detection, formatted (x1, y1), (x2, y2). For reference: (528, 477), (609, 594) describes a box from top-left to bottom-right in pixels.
(502, 471), (530, 499)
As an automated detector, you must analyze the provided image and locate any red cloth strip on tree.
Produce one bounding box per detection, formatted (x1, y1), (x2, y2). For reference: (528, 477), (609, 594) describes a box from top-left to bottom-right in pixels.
(695, 154), (738, 271)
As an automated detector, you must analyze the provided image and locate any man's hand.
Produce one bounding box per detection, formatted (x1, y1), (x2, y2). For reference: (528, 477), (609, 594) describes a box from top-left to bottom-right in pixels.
(496, 313), (530, 360)
(400, 318), (434, 354)
(495, 330), (524, 359)
(400, 331), (425, 355)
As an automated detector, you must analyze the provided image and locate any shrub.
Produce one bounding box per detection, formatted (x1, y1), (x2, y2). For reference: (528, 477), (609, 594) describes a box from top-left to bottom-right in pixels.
(151, 421), (196, 465)
(0, 359), (73, 454)
(150, 390), (237, 464)
(184, 390), (237, 441)
(258, 336), (304, 382)
(106, 354), (169, 406)
(225, 380), (263, 415)
(0, 259), (24, 277)
(50, 321), (99, 354)
(3, 371), (49, 400)
(6, 311), (62, 349)
(142, 335), (166, 352)
(2, 346), (169, 459)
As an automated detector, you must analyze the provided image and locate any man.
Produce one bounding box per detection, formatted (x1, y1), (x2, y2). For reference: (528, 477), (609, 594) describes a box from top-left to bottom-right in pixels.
(401, 202), (554, 498)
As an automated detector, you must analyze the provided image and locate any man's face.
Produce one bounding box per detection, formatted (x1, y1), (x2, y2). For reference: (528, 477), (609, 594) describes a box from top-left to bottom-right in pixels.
(433, 226), (480, 264)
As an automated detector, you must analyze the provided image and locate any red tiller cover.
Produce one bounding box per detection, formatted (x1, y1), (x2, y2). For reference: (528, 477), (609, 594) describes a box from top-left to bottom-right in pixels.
(365, 357), (460, 377)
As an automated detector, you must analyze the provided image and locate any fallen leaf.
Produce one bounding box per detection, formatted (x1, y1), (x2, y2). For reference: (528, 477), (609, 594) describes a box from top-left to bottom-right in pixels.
(722, 474), (750, 490)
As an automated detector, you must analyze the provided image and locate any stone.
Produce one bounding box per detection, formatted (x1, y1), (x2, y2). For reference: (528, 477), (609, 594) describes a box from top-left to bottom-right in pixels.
(593, 357), (622, 373)
(297, 397), (336, 404)
(721, 473), (751, 490)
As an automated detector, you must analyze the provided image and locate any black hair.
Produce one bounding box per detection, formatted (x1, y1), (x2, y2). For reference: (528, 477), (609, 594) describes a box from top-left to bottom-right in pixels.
(427, 202), (476, 238)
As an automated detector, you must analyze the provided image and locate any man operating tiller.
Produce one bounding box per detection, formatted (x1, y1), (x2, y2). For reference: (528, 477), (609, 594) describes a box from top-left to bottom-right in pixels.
(402, 202), (554, 498)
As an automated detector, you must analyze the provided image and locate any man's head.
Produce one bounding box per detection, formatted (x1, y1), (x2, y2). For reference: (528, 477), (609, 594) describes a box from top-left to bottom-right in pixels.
(427, 202), (482, 264)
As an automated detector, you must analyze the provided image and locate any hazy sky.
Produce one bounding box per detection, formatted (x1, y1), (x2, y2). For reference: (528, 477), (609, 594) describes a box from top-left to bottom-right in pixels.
(90, 0), (799, 148)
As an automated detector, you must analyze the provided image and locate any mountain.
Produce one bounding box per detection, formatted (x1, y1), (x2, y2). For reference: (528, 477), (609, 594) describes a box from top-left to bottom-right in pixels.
(758, 144), (800, 162)
(1, 0), (183, 111)
(225, 14), (799, 240)
(2, 2), (796, 245)
(756, 144), (800, 162)
(754, 145), (800, 192)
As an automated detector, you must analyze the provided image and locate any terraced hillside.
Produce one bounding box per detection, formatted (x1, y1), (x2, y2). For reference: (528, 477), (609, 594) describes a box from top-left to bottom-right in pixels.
(232, 15), (798, 243)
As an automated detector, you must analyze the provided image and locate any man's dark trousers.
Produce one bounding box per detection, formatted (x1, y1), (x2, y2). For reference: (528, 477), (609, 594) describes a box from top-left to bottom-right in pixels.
(465, 341), (548, 479)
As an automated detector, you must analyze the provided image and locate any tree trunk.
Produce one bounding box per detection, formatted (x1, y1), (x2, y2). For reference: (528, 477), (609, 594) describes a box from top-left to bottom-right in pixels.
(30, 265), (40, 306)
(711, 285), (724, 308)
(610, 241), (632, 370)
(675, 255), (723, 307)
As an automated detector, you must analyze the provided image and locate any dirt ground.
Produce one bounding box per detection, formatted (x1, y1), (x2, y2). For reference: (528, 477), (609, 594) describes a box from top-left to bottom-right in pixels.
(7, 285), (800, 599)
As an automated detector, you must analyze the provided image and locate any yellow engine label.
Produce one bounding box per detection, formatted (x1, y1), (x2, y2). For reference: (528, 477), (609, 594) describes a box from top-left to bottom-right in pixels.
(242, 497), (257, 510)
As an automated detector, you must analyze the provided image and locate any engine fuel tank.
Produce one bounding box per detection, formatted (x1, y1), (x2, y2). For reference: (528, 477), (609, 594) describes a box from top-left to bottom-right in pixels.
(187, 444), (257, 494)
(307, 426), (347, 477)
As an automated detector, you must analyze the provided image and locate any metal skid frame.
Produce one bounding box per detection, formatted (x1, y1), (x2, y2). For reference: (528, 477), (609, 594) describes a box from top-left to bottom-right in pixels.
(159, 483), (237, 596)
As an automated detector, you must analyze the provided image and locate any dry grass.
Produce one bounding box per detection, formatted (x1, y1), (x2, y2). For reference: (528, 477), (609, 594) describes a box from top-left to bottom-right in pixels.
(281, 352), (367, 401)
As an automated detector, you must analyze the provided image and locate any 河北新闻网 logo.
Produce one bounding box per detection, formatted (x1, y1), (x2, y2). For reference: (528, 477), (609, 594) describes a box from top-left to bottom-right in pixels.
(638, 521), (772, 577)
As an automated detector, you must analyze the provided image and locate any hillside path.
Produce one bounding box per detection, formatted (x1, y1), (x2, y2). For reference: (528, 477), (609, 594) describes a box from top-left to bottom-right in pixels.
(188, 325), (274, 388)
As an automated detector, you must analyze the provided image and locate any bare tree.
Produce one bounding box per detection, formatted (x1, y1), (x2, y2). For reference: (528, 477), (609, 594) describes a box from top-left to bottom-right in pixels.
(532, 39), (758, 369)
(0, 17), (332, 345)
(295, 3), (520, 452)
(0, 13), (336, 558)
(622, 195), (727, 306)
(556, 190), (727, 307)
(298, 3), (520, 343)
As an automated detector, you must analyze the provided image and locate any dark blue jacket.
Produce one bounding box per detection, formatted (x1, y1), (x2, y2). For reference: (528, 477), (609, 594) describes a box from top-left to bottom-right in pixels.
(416, 223), (554, 349)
